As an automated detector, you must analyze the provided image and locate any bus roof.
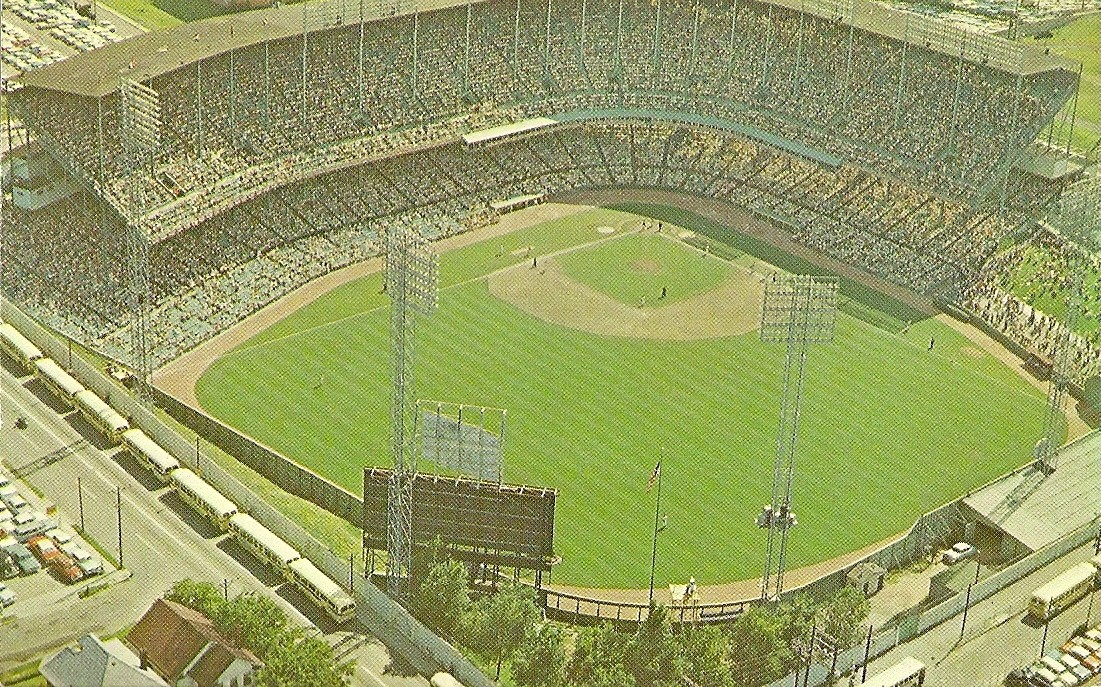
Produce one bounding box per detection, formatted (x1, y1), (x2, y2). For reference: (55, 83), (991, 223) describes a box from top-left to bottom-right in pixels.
(863, 657), (925, 687)
(228, 514), (301, 563)
(289, 558), (353, 602)
(35, 359), (85, 395)
(0, 323), (43, 359)
(75, 390), (128, 428)
(1032, 562), (1098, 603)
(171, 468), (238, 516)
(122, 429), (179, 467)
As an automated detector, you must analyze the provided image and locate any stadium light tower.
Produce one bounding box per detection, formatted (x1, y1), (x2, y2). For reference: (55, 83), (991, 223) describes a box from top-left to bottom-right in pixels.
(1032, 182), (1098, 475)
(756, 275), (838, 601)
(991, 180), (1098, 521)
(382, 224), (438, 603)
(118, 76), (161, 406)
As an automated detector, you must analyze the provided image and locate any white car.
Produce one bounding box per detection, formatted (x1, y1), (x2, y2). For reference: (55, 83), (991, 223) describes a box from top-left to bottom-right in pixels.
(45, 528), (73, 546)
(0, 582), (15, 607)
(60, 542), (102, 576)
(942, 542), (977, 565)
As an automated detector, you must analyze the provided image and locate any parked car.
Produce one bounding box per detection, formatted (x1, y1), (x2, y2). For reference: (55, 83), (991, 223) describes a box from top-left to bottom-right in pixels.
(49, 553), (83, 584)
(13, 515), (54, 542)
(60, 542), (102, 576)
(942, 542), (977, 565)
(45, 528), (73, 546)
(27, 535), (61, 565)
(1, 541), (40, 575)
(0, 581), (14, 606)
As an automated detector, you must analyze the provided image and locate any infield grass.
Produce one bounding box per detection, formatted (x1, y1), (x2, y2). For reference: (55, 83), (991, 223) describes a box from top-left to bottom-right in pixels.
(197, 207), (1056, 589)
(557, 233), (731, 307)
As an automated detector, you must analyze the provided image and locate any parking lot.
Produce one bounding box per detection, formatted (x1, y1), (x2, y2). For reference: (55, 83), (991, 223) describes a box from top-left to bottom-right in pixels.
(1, 463), (114, 621)
(1, 0), (141, 90)
(0, 353), (426, 687)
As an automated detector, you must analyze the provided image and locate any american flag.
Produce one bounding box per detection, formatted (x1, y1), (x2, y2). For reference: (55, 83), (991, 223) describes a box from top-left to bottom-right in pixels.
(647, 462), (661, 492)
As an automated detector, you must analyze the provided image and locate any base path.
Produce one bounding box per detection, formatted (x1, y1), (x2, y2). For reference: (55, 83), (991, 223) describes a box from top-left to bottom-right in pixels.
(153, 202), (595, 406)
(488, 246), (763, 341)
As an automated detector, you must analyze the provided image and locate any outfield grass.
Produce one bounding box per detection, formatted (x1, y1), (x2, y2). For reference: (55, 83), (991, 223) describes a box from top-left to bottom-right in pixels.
(198, 208), (1055, 589)
(557, 233), (731, 307)
(100, 0), (234, 31)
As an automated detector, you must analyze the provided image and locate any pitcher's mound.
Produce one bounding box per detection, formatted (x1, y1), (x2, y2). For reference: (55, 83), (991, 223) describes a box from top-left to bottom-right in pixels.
(489, 258), (763, 341)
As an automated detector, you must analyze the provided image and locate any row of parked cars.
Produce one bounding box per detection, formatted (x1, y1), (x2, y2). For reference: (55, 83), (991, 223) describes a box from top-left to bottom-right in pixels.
(6, 0), (121, 51)
(0, 470), (102, 593)
(0, 21), (63, 74)
(1008, 627), (1101, 687)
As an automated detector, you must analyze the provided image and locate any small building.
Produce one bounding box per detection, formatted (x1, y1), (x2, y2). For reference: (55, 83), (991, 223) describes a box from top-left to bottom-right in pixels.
(39, 634), (168, 687)
(846, 561), (887, 597)
(126, 599), (262, 687)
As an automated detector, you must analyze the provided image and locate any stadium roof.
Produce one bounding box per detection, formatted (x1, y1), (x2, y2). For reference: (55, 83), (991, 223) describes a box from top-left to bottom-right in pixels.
(17, 0), (464, 98)
(963, 431), (1100, 551)
(463, 117), (560, 145)
(18, 0), (1077, 99)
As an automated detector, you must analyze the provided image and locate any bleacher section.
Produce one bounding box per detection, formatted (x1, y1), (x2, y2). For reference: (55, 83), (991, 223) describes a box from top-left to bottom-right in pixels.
(1, 0), (1092, 387)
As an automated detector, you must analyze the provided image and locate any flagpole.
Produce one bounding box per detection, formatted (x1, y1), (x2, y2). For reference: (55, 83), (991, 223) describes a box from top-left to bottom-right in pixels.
(648, 457), (663, 606)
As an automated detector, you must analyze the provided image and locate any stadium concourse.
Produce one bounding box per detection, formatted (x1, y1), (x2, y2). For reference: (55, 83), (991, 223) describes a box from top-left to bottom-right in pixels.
(2, 0), (1097, 389)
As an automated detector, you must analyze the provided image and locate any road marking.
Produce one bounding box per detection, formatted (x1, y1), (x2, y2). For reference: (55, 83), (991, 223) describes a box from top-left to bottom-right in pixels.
(1, 375), (314, 627)
(356, 664), (391, 687)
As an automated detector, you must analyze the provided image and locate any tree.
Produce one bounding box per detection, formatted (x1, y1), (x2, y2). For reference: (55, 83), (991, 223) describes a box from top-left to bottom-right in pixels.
(166, 579), (224, 618)
(818, 586), (870, 649)
(214, 592), (289, 659)
(166, 579), (351, 687)
(565, 624), (635, 687)
(727, 606), (791, 687)
(680, 624), (733, 687)
(413, 558), (471, 640)
(460, 582), (541, 679)
(512, 623), (567, 687)
(627, 603), (683, 687)
(258, 630), (353, 687)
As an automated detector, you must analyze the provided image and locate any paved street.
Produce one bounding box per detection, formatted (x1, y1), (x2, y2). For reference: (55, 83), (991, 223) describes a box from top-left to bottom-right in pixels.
(865, 541), (1101, 686)
(0, 361), (426, 687)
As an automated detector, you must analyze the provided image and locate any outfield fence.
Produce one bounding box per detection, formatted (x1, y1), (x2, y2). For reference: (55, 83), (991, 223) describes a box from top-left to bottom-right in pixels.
(0, 298), (497, 687)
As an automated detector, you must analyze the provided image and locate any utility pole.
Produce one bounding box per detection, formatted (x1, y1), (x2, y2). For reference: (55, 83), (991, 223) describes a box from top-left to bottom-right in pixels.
(77, 476), (85, 532)
(115, 486), (123, 568)
(958, 583), (973, 644)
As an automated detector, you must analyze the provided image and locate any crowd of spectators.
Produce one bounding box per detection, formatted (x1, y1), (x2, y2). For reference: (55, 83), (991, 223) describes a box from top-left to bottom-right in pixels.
(7, 117), (1070, 369)
(8, 0), (1077, 232)
(964, 231), (1100, 385)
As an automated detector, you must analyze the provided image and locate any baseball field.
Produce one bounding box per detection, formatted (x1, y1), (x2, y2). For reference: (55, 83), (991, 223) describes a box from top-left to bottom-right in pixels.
(194, 205), (1056, 590)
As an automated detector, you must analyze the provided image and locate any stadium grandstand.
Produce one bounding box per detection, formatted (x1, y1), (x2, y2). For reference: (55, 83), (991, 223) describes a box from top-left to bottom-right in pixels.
(2, 0), (1095, 385)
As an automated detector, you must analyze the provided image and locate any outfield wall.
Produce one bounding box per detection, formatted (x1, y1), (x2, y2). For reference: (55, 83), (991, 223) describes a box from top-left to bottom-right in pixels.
(0, 298), (497, 687)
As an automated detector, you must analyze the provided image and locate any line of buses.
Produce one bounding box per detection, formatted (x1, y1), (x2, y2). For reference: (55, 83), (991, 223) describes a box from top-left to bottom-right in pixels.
(1, 321), (356, 623)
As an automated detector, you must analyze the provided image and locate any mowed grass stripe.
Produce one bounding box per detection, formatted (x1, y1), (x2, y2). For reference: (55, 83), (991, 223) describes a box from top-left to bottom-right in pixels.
(198, 210), (1051, 588)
